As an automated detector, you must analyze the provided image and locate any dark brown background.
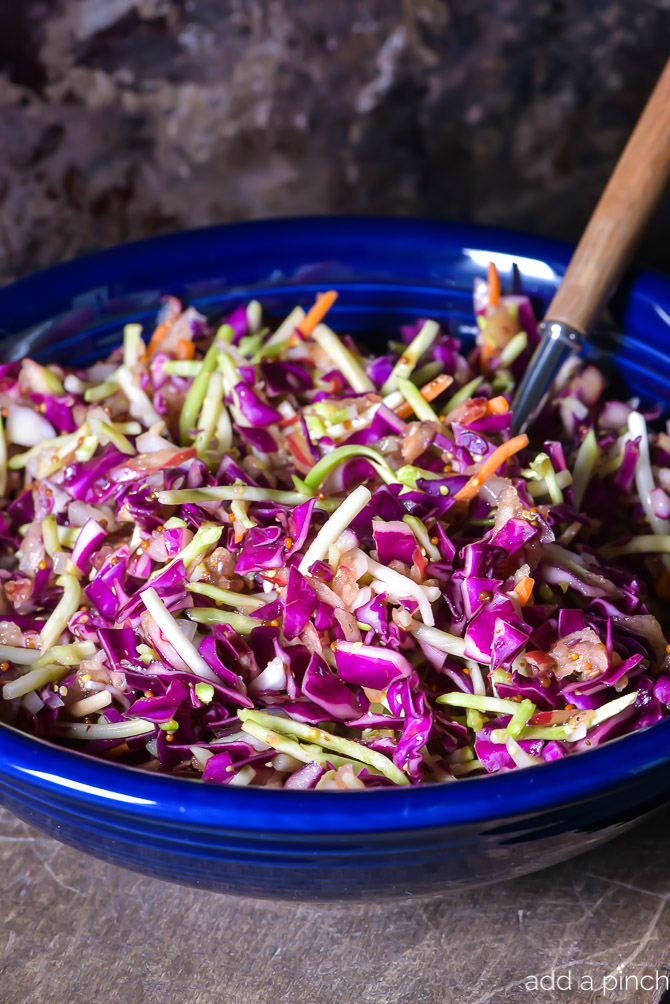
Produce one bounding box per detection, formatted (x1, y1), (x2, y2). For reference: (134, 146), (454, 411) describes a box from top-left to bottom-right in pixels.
(0, 0), (668, 286)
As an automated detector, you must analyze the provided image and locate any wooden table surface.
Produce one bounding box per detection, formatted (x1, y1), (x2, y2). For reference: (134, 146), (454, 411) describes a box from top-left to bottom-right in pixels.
(1, 805), (669, 1004)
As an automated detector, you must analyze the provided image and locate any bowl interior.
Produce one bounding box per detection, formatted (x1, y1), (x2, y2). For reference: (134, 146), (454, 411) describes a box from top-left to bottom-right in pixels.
(2, 216), (670, 405)
(1, 216), (670, 835)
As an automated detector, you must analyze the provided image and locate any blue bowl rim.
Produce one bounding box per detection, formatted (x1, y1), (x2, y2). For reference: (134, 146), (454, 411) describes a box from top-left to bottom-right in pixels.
(1, 214), (670, 838)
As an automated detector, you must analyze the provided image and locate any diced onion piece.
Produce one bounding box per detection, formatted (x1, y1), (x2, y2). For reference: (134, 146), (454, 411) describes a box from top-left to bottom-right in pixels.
(360, 551), (435, 626)
(629, 411), (670, 536)
(246, 300), (262, 334)
(6, 406), (56, 447)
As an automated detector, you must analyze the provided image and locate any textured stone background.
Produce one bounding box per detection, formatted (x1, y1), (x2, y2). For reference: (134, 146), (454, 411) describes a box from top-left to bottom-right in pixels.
(0, 0), (668, 286)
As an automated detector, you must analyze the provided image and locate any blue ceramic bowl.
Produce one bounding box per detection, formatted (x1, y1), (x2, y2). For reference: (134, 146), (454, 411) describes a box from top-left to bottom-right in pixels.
(1, 217), (670, 901)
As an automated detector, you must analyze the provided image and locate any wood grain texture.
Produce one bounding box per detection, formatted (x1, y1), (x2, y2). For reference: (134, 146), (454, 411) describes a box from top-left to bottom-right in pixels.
(1, 805), (670, 1004)
(546, 58), (670, 335)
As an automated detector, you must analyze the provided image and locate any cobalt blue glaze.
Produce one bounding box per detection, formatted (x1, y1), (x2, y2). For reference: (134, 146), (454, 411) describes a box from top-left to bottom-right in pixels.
(1, 217), (670, 900)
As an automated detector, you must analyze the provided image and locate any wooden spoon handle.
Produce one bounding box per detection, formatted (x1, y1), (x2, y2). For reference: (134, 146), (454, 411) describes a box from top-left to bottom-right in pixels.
(545, 58), (670, 335)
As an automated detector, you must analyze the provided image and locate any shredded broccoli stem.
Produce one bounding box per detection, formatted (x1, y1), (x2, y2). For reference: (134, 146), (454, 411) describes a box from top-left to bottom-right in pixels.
(194, 682), (215, 704)
(299, 485), (371, 574)
(590, 690), (638, 727)
(436, 692), (521, 714)
(572, 427), (598, 509)
(238, 709), (409, 785)
(403, 514), (440, 560)
(162, 360), (202, 376)
(396, 377), (439, 422)
(495, 725), (568, 742)
(303, 445), (398, 491)
(2, 662), (68, 701)
(258, 306), (306, 353)
(141, 587), (219, 682)
(523, 452), (564, 504)
(505, 699), (536, 738)
(151, 524), (222, 583)
(54, 719), (155, 740)
(237, 330), (267, 357)
(498, 330), (527, 367)
(30, 641), (96, 670)
(505, 736), (544, 768)
(179, 328), (230, 445)
(600, 535), (670, 558)
(123, 323), (144, 368)
(381, 320), (440, 395)
(90, 418), (136, 455)
(157, 485), (322, 507)
(310, 323), (375, 393)
(412, 360), (444, 388)
(526, 468), (572, 498)
(441, 376), (484, 415)
(41, 515), (59, 557)
(410, 622), (467, 657)
(194, 370), (224, 462)
(396, 465), (445, 490)
(186, 608), (258, 633)
(0, 644), (41, 666)
(39, 574), (81, 653)
(84, 379), (118, 403)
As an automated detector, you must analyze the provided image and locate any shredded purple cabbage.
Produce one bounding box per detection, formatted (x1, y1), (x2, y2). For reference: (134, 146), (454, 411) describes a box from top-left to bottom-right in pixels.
(0, 277), (668, 791)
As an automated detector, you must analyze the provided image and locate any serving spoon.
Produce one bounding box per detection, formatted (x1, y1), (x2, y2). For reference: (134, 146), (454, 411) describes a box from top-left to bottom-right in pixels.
(512, 58), (670, 434)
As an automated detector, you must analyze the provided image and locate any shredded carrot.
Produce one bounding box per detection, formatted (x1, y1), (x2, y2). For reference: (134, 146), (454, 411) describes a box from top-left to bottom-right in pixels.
(394, 373), (454, 419)
(142, 296), (182, 360)
(486, 395), (509, 414)
(513, 575), (534, 607)
(487, 262), (500, 307)
(655, 569), (670, 599)
(453, 433), (529, 501)
(479, 337), (496, 372)
(176, 338), (195, 361)
(145, 323), (169, 358)
(279, 415), (299, 429)
(299, 290), (338, 337)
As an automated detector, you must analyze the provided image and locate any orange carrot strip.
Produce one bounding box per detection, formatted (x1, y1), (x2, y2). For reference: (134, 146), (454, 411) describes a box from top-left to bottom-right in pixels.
(176, 338), (195, 360)
(145, 323), (169, 358)
(394, 373), (454, 419)
(453, 433), (529, 501)
(486, 395), (510, 414)
(513, 575), (534, 607)
(479, 338), (496, 373)
(299, 290), (338, 337)
(487, 262), (500, 307)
